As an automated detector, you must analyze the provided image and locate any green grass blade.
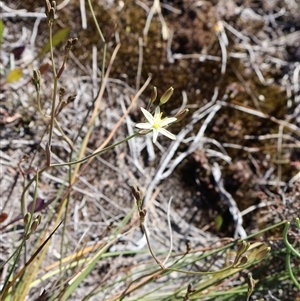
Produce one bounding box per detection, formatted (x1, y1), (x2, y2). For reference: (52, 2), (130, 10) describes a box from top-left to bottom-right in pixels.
(0, 20), (4, 45)
(59, 206), (135, 300)
(37, 27), (70, 58)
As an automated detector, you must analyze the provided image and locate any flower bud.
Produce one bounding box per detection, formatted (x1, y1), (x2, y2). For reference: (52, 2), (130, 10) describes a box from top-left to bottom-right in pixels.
(71, 37), (78, 46)
(30, 219), (39, 232)
(186, 241), (191, 253)
(150, 86), (157, 104)
(246, 273), (256, 296)
(174, 109), (189, 122)
(238, 255), (248, 267)
(46, 1), (56, 24)
(59, 87), (66, 98)
(237, 241), (250, 257)
(65, 38), (78, 55)
(46, 142), (51, 167)
(159, 87), (174, 105)
(254, 247), (271, 261)
(24, 212), (31, 226)
(67, 94), (76, 104)
(45, 0), (51, 15)
(131, 186), (143, 201)
(139, 208), (147, 223)
(36, 214), (42, 225)
(51, 1), (56, 11)
(187, 283), (195, 293)
(49, 7), (55, 23)
(32, 70), (41, 92)
(233, 241), (250, 266)
(132, 186), (143, 211)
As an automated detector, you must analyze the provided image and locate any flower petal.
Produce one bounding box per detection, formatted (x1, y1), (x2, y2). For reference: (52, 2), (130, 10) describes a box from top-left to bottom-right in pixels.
(158, 128), (176, 140)
(152, 129), (159, 143)
(141, 107), (154, 124)
(154, 106), (161, 116)
(160, 117), (177, 127)
(137, 106), (177, 143)
(135, 122), (152, 129)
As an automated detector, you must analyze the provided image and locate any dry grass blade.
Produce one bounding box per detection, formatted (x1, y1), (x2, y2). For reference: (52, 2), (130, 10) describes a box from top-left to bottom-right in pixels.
(0, 221), (63, 300)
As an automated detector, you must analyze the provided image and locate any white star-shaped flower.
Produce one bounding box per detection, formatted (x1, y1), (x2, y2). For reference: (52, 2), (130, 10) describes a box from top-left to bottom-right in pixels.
(135, 106), (177, 143)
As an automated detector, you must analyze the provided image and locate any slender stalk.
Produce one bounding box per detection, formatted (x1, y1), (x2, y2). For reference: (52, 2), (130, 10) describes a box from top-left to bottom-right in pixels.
(87, 0), (105, 42)
(48, 23), (58, 148)
(87, 0), (106, 84)
(50, 132), (139, 168)
(141, 223), (165, 269)
(283, 220), (300, 290)
(283, 221), (300, 258)
(285, 250), (300, 290)
(0, 238), (27, 298)
(59, 157), (72, 287)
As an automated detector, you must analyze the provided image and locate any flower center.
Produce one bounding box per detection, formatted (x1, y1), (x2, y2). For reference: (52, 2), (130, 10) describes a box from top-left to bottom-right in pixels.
(152, 113), (163, 130)
(152, 122), (161, 129)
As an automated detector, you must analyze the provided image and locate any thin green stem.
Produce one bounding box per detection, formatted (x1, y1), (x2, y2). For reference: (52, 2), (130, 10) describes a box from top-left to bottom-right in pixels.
(141, 223), (165, 269)
(283, 222), (300, 258)
(0, 205), (35, 297)
(48, 23), (58, 148)
(20, 166), (49, 211)
(283, 220), (300, 290)
(59, 162), (71, 288)
(87, 0), (105, 43)
(0, 238), (27, 297)
(285, 249), (300, 290)
(119, 220), (289, 300)
(87, 0), (106, 83)
(50, 132), (139, 168)
(54, 120), (74, 150)
(36, 87), (43, 116)
(19, 132), (139, 223)
(21, 175), (27, 218)
(37, 94), (74, 150)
